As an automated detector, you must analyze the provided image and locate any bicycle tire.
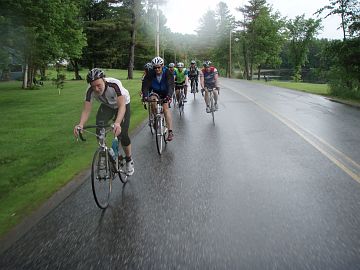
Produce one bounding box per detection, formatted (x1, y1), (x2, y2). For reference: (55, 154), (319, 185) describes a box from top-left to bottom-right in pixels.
(148, 107), (154, 135)
(155, 116), (164, 155)
(191, 80), (196, 100)
(117, 156), (128, 184)
(210, 92), (215, 125)
(91, 148), (112, 209)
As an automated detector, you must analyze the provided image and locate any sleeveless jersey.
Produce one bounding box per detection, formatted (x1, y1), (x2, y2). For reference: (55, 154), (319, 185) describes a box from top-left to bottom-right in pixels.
(175, 68), (188, 84)
(201, 67), (218, 88)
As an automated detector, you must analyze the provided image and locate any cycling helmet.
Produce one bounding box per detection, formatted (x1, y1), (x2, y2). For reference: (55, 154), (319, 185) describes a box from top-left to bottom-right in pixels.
(144, 62), (153, 70)
(177, 62), (184, 68)
(168, 63), (175, 68)
(203, 60), (211, 68)
(152, 56), (164, 66)
(87, 68), (105, 83)
(190, 60), (196, 64)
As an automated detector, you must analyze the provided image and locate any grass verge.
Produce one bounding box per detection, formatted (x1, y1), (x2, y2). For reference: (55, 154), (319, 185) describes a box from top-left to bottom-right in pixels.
(0, 69), (146, 237)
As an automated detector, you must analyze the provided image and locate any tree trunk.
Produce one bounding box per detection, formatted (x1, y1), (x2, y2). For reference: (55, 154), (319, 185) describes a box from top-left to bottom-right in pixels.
(257, 65), (261, 80)
(127, 2), (137, 80)
(22, 63), (28, 89)
(71, 60), (82, 80)
(243, 43), (250, 80)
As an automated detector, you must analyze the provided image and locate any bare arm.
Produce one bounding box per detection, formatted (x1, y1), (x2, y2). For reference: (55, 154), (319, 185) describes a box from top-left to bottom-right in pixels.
(74, 101), (92, 136)
(199, 70), (205, 89)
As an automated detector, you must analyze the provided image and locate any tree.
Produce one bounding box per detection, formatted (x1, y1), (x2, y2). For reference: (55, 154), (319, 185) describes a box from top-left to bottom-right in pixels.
(315, 0), (360, 40)
(214, 2), (236, 77)
(237, 0), (285, 80)
(196, 10), (218, 59)
(286, 14), (321, 82)
(1, 0), (86, 88)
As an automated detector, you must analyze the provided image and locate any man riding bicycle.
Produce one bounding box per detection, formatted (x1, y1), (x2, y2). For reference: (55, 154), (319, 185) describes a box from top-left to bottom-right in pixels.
(73, 68), (134, 175)
(188, 60), (199, 93)
(175, 62), (189, 103)
(142, 56), (175, 141)
(199, 60), (220, 113)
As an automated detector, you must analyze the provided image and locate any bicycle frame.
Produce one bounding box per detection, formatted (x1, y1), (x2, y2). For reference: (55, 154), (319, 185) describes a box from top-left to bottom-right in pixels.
(148, 99), (168, 154)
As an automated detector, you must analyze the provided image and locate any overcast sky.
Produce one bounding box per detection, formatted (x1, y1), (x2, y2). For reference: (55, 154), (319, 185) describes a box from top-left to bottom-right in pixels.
(161, 0), (343, 39)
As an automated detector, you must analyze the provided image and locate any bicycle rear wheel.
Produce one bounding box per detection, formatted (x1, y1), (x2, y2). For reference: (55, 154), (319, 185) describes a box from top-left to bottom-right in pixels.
(155, 116), (164, 155)
(91, 148), (112, 209)
(191, 80), (196, 100)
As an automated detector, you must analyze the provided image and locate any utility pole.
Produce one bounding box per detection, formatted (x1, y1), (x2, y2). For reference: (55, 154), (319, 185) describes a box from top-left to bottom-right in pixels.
(229, 30), (232, 78)
(156, 0), (160, 56)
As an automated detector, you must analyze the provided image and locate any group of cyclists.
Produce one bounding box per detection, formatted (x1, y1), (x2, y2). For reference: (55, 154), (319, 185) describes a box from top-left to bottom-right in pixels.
(141, 56), (220, 135)
(73, 56), (220, 176)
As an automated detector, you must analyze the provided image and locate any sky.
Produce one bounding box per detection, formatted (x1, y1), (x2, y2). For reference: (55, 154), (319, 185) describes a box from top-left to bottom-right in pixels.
(161, 0), (343, 40)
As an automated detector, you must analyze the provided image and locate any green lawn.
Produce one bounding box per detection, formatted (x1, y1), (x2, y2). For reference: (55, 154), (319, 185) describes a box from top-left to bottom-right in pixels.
(261, 80), (330, 95)
(0, 69), (146, 237)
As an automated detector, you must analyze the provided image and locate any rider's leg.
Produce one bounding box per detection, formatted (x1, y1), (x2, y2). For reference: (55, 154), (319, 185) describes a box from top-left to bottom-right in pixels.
(214, 89), (219, 104)
(204, 89), (210, 107)
(95, 104), (115, 136)
(149, 94), (158, 115)
(118, 103), (132, 160)
(184, 85), (187, 98)
(175, 88), (180, 102)
(163, 102), (173, 130)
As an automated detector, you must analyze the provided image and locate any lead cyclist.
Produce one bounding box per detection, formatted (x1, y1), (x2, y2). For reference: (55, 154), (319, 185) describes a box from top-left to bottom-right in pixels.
(199, 60), (220, 113)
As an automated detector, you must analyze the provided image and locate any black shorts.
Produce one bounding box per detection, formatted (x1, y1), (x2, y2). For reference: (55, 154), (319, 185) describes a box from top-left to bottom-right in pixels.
(96, 103), (131, 146)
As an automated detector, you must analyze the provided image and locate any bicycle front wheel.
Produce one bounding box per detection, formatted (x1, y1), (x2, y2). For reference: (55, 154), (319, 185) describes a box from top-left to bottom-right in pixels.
(91, 148), (112, 209)
(210, 92), (215, 125)
(155, 116), (164, 155)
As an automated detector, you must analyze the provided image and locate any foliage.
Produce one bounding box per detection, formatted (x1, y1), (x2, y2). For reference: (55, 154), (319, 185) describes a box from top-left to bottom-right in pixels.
(323, 38), (360, 98)
(0, 0), (86, 88)
(286, 15), (321, 82)
(315, 0), (360, 39)
(237, 0), (285, 80)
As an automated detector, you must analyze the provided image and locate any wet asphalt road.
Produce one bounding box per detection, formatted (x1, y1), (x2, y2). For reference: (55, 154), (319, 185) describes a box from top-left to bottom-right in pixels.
(1, 78), (360, 269)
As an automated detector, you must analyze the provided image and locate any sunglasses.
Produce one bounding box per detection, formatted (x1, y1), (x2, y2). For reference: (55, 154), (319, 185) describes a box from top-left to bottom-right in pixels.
(154, 66), (162, 70)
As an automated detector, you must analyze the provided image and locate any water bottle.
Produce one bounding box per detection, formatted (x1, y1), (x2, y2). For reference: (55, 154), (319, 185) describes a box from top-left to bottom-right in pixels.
(111, 137), (119, 157)
(108, 148), (116, 162)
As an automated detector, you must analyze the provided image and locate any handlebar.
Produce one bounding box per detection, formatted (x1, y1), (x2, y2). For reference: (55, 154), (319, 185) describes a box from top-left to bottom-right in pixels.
(76, 124), (114, 142)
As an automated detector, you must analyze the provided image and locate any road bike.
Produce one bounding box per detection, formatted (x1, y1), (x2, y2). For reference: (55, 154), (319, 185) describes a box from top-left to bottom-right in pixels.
(207, 87), (218, 125)
(143, 101), (155, 135)
(190, 77), (198, 100)
(77, 124), (128, 209)
(148, 98), (168, 155)
(177, 85), (186, 117)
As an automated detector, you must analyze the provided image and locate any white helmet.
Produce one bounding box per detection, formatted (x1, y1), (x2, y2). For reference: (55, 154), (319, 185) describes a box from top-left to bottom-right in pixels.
(152, 56), (164, 66)
(177, 62), (184, 68)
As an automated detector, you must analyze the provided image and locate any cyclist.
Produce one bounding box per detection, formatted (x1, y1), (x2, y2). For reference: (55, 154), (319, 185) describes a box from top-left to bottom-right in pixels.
(168, 62), (177, 80)
(168, 63), (177, 104)
(174, 62), (189, 103)
(188, 60), (199, 93)
(73, 68), (134, 176)
(142, 56), (175, 141)
(142, 62), (153, 81)
(199, 60), (220, 113)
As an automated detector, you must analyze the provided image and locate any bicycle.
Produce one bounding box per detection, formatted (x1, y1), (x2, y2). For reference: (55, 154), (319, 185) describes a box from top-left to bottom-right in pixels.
(172, 90), (177, 108)
(77, 124), (129, 209)
(206, 87), (218, 125)
(190, 77), (197, 100)
(148, 98), (168, 155)
(143, 101), (155, 135)
(177, 85), (186, 117)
